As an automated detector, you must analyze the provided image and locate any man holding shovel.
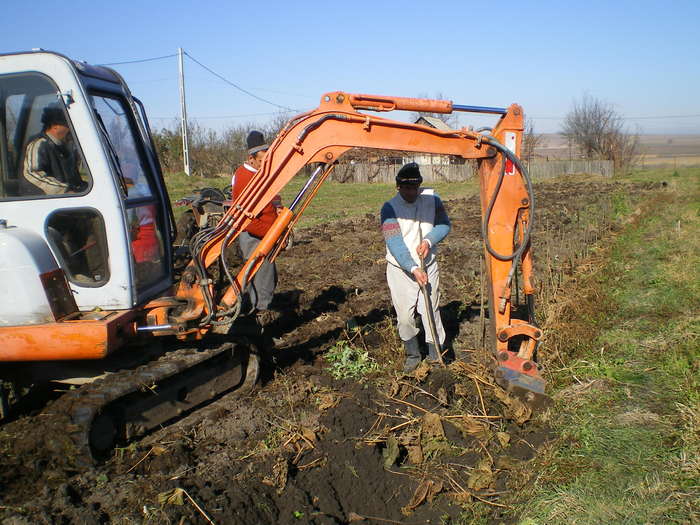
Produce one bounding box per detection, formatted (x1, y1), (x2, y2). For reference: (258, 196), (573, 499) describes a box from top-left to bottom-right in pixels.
(380, 163), (451, 372)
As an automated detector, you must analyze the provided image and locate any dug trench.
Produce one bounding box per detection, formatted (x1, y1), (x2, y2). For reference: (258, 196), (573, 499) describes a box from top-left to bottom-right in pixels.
(0, 179), (660, 524)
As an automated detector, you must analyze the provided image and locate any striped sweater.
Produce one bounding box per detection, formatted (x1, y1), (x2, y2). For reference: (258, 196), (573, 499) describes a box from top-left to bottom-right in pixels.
(380, 189), (451, 272)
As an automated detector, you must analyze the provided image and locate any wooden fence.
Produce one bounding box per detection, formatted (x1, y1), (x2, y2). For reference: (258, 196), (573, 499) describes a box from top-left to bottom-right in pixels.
(328, 159), (613, 183)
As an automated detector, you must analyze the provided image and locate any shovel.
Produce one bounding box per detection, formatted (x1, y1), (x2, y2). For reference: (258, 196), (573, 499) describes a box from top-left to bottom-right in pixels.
(418, 253), (445, 367)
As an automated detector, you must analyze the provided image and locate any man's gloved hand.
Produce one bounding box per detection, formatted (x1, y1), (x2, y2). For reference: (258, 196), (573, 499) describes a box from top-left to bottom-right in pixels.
(412, 267), (428, 287)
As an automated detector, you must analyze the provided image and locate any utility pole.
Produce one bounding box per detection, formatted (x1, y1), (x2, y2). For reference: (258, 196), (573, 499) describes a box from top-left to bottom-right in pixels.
(178, 47), (191, 176)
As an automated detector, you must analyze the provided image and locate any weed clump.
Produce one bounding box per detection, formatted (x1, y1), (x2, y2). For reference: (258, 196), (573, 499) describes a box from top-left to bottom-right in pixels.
(324, 341), (379, 380)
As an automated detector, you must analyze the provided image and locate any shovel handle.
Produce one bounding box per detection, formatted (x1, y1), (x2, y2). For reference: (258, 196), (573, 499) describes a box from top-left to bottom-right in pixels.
(419, 257), (445, 366)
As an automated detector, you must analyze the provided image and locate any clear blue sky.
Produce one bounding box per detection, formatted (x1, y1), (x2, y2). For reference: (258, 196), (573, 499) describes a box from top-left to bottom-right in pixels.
(3, 0), (699, 134)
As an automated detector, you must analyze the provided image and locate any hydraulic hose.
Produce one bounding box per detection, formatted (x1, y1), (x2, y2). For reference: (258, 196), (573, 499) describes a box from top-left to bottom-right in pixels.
(211, 256), (258, 325)
(480, 136), (535, 263)
(480, 136), (540, 352)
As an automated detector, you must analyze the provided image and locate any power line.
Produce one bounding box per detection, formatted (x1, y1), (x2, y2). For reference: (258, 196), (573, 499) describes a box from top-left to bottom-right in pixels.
(183, 51), (297, 112)
(531, 114), (700, 121)
(94, 52), (700, 125)
(247, 87), (316, 99)
(151, 111), (287, 120)
(128, 77), (177, 84)
(99, 53), (178, 66)
(625, 114), (700, 120)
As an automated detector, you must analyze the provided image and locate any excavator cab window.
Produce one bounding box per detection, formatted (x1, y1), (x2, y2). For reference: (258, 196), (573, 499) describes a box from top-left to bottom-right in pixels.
(46, 208), (109, 285)
(90, 93), (167, 289)
(0, 72), (91, 199)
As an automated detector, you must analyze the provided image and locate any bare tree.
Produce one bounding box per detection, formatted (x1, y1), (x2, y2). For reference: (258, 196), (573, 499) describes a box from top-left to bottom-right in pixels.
(522, 118), (545, 165)
(562, 94), (640, 173)
(264, 111), (293, 141)
(410, 92), (458, 128)
(153, 112), (298, 177)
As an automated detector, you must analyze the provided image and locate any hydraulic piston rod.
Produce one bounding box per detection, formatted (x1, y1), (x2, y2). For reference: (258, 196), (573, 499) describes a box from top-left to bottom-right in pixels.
(452, 104), (507, 115)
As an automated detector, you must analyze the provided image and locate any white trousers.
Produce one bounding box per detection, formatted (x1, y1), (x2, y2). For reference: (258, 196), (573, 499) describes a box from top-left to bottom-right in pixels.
(386, 262), (446, 344)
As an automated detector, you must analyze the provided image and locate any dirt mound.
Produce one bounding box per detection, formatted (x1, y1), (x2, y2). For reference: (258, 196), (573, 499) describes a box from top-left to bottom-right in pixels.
(0, 180), (656, 524)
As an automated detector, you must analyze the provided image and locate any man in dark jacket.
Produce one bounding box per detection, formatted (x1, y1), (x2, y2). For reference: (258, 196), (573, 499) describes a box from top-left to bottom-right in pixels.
(21, 104), (86, 196)
(232, 130), (282, 325)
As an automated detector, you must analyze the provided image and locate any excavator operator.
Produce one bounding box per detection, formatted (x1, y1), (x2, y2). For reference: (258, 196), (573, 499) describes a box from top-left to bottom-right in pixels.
(381, 163), (451, 372)
(20, 103), (87, 196)
(232, 130), (282, 326)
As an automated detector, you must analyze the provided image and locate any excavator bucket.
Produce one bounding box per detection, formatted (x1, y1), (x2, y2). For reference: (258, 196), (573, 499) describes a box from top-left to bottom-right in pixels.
(494, 365), (551, 410)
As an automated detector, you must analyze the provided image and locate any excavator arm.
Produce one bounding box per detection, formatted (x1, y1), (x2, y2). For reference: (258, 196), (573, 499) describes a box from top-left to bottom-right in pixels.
(148, 92), (545, 402)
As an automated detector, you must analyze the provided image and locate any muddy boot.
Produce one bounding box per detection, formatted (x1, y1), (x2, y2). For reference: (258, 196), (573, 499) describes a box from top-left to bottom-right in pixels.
(403, 337), (421, 373)
(426, 342), (440, 363)
(255, 309), (276, 328)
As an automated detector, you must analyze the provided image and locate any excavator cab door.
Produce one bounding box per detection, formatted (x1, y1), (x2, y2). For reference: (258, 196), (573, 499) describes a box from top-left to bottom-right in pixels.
(88, 93), (171, 300)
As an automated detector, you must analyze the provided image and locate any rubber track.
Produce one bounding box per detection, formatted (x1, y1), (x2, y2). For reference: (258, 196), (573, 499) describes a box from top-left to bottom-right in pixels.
(38, 344), (238, 470)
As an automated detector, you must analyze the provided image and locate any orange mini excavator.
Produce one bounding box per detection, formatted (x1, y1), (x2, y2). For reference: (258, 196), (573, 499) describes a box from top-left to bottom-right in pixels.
(0, 51), (544, 462)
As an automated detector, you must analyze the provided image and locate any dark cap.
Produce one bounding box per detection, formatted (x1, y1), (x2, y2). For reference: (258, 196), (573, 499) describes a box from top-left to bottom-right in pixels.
(41, 103), (68, 128)
(396, 162), (423, 185)
(246, 130), (269, 155)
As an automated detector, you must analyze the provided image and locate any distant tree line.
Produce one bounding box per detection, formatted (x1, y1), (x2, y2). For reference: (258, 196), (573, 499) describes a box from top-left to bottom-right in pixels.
(152, 113), (290, 177)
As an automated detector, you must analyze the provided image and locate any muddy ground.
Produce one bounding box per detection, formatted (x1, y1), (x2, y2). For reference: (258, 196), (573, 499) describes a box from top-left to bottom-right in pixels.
(0, 180), (658, 524)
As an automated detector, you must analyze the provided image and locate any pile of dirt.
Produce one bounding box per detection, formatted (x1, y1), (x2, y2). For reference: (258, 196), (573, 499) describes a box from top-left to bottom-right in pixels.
(0, 180), (658, 524)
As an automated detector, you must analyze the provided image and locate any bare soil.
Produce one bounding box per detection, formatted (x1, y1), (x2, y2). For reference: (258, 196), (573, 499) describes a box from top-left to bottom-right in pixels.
(0, 180), (660, 524)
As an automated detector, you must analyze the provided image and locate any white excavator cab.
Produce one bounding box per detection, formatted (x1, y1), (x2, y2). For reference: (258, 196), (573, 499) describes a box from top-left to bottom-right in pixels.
(0, 51), (175, 321)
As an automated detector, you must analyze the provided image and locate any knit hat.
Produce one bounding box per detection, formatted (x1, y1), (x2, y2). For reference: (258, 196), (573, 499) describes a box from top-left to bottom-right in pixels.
(41, 103), (68, 128)
(395, 162), (423, 185)
(246, 130), (269, 155)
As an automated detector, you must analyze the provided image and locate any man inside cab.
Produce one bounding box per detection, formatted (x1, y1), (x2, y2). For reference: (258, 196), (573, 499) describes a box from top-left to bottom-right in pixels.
(21, 103), (86, 196)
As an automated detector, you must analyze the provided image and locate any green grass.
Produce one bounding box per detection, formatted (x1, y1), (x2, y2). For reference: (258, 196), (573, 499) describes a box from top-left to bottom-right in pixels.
(512, 166), (700, 524)
(163, 170), (479, 228)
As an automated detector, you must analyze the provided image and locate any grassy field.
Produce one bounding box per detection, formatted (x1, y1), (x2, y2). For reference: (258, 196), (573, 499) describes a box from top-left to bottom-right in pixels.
(536, 134), (700, 167)
(510, 166), (700, 524)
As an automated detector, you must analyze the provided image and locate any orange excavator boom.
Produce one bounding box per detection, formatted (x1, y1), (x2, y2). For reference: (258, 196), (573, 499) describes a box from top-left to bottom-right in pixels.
(148, 91), (545, 402)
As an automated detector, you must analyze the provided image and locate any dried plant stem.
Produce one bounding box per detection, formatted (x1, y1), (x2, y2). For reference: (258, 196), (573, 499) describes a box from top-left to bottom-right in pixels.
(442, 414), (501, 420)
(477, 441), (493, 464)
(470, 492), (509, 508)
(365, 415), (385, 437)
(473, 378), (487, 417)
(468, 373), (497, 389)
(182, 489), (216, 524)
(297, 457), (324, 470)
(126, 447), (155, 474)
(388, 418), (420, 432)
(350, 512), (421, 524)
(398, 381), (444, 404)
(375, 412), (413, 420)
(444, 470), (467, 492)
(445, 470), (508, 508)
(387, 396), (429, 414)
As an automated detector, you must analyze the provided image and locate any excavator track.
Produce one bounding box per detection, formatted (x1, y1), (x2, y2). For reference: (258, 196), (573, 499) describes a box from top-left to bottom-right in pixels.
(38, 341), (259, 469)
